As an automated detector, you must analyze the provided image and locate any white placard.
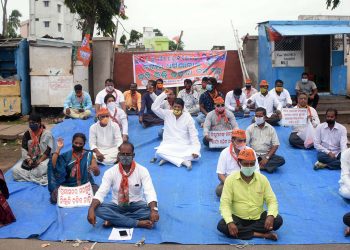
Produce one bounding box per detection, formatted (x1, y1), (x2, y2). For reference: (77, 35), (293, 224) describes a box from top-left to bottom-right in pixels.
(208, 130), (232, 148)
(108, 228), (134, 241)
(273, 51), (303, 67)
(57, 182), (93, 208)
(281, 108), (307, 126)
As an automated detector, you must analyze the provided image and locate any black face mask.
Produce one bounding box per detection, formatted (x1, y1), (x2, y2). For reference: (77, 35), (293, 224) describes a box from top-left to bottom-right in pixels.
(326, 120), (335, 125)
(246, 85), (251, 89)
(72, 145), (84, 152)
(29, 123), (40, 131)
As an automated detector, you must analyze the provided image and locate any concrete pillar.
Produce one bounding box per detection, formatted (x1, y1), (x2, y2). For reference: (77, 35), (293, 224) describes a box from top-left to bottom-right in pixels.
(92, 37), (114, 100)
(347, 54), (350, 95)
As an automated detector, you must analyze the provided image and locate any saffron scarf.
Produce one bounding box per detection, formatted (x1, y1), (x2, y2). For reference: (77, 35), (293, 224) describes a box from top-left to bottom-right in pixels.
(70, 151), (85, 186)
(234, 96), (241, 107)
(215, 109), (229, 123)
(28, 127), (44, 160)
(118, 161), (136, 206)
(229, 143), (238, 161)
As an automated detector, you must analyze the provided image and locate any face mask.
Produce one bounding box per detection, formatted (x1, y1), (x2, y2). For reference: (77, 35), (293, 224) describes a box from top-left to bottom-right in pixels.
(240, 165), (255, 177)
(255, 116), (265, 125)
(29, 123), (39, 131)
(157, 84), (163, 89)
(215, 107), (225, 113)
(206, 84), (213, 91)
(72, 145), (84, 152)
(173, 109), (182, 116)
(100, 117), (109, 126)
(260, 88), (267, 94)
(275, 87), (283, 92)
(326, 120), (335, 125)
(107, 102), (117, 113)
(301, 79), (308, 83)
(106, 86), (114, 92)
(245, 85), (252, 89)
(119, 155), (133, 166)
(234, 141), (246, 151)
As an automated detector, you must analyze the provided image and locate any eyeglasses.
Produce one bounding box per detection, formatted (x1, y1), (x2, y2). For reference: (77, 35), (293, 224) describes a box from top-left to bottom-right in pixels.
(215, 104), (225, 107)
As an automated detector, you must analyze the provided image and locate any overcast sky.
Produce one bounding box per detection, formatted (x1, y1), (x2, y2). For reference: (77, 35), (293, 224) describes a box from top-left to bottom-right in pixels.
(2, 0), (350, 50)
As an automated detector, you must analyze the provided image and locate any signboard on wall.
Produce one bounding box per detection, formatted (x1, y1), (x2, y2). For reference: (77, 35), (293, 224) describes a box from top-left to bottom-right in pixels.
(273, 51), (304, 67)
(133, 51), (227, 88)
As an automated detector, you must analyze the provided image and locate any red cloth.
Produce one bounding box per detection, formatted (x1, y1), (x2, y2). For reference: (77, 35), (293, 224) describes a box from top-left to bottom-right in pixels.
(28, 127), (43, 159)
(229, 143), (238, 161)
(0, 170), (16, 226)
(235, 97), (241, 107)
(215, 109), (229, 123)
(118, 161), (136, 206)
(71, 151), (85, 186)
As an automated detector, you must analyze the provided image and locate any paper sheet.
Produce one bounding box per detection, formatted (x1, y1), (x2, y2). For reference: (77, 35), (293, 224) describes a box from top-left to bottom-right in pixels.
(108, 228), (134, 241)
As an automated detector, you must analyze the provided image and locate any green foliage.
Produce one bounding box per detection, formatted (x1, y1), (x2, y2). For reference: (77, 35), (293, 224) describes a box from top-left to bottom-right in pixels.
(128, 29), (143, 44)
(64, 0), (127, 37)
(169, 40), (184, 51)
(153, 28), (163, 36)
(120, 34), (127, 45)
(7, 9), (22, 38)
(326, 0), (340, 9)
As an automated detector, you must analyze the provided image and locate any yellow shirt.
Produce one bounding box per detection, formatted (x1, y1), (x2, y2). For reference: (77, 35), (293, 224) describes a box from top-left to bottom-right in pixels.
(220, 171), (278, 224)
(123, 90), (141, 111)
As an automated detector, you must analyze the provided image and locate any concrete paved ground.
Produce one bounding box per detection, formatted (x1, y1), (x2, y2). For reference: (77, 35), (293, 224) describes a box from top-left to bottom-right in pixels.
(0, 239), (349, 250)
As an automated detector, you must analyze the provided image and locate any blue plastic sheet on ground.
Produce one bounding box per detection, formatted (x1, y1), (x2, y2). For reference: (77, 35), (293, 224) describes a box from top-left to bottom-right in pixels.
(1, 114), (350, 245)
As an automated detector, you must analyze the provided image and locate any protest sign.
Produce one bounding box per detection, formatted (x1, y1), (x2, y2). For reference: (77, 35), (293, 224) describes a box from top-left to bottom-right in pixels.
(57, 182), (93, 208)
(133, 51), (227, 88)
(281, 108), (307, 126)
(208, 130), (232, 148)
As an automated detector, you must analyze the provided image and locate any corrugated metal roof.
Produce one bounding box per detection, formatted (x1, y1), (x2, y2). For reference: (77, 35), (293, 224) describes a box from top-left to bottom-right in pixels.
(271, 24), (350, 36)
(0, 38), (23, 48)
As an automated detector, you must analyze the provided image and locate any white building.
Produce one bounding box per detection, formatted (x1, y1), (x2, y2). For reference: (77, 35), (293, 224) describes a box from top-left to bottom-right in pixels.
(28, 0), (81, 42)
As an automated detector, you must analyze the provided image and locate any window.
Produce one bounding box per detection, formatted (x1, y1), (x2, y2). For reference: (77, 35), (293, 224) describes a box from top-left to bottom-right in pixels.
(57, 4), (61, 13)
(58, 23), (62, 32)
(35, 18), (39, 21)
(43, 1), (49, 7)
(44, 21), (50, 28)
(274, 36), (302, 51)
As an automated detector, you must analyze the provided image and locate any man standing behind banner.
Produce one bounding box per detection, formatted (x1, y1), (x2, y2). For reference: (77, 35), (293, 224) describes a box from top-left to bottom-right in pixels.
(152, 90), (201, 170)
(88, 142), (159, 229)
(203, 97), (238, 147)
(289, 92), (320, 149)
(197, 77), (224, 125)
(177, 79), (200, 116)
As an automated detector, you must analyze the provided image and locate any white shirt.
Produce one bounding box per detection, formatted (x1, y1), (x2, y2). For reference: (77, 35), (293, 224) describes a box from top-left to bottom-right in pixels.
(340, 149), (350, 193)
(242, 87), (258, 99)
(314, 122), (348, 156)
(94, 162), (157, 205)
(177, 89), (199, 110)
(95, 88), (125, 108)
(107, 103), (128, 135)
(248, 92), (282, 118)
(291, 106), (320, 133)
(269, 89), (292, 108)
(225, 91), (247, 111)
(89, 120), (123, 150)
(216, 145), (259, 175)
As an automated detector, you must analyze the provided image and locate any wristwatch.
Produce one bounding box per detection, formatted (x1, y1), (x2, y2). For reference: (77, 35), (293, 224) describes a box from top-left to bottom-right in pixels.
(265, 155), (270, 160)
(152, 207), (158, 211)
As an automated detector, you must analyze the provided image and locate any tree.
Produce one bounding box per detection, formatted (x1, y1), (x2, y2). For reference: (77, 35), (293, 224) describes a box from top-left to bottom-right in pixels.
(120, 34), (127, 45)
(326, 0), (341, 9)
(128, 29), (143, 44)
(1, 0), (8, 36)
(153, 28), (163, 36)
(64, 0), (127, 38)
(7, 9), (22, 38)
(169, 40), (184, 51)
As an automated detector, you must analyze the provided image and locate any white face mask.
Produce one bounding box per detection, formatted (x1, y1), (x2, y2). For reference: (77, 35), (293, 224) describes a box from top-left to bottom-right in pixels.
(301, 79), (308, 83)
(107, 102), (117, 114)
(106, 86), (114, 92)
(240, 165), (256, 177)
(255, 116), (265, 125)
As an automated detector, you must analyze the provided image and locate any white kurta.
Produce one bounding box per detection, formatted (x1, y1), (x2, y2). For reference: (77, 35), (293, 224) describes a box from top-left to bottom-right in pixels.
(152, 92), (201, 167)
(339, 148), (350, 199)
(89, 120), (123, 165)
(107, 103), (128, 135)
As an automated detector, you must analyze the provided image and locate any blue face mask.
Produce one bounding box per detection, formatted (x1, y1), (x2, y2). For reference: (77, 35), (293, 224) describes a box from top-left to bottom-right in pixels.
(206, 84), (213, 91)
(29, 123), (39, 131)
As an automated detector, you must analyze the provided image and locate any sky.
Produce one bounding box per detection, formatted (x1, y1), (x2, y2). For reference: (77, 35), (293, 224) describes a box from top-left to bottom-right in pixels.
(2, 0), (350, 50)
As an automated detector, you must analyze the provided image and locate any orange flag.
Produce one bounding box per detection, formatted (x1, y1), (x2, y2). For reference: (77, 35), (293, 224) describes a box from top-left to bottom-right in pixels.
(77, 34), (92, 66)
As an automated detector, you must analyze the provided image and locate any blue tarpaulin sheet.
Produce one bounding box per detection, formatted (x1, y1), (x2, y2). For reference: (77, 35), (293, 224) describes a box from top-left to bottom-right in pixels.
(1, 114), (350, 244)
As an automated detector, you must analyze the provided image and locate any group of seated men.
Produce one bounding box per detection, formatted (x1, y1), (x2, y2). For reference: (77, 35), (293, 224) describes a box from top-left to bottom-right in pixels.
(2, 74), (350, 241)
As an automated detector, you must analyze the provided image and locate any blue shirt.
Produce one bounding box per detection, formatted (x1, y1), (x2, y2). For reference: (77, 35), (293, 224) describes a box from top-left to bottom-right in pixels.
(64, 91), (92, 110)
(199, 90), (224, 113)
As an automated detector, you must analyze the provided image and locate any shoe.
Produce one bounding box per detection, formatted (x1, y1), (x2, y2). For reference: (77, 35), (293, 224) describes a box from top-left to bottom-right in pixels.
(150, 157), (157, 163)
(182, 160), (192, 171)
(159, 159), (168, 166)
(314, 161), (327, 170)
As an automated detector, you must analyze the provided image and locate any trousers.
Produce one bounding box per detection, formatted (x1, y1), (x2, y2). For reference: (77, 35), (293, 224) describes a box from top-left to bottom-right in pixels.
(317, 152), (341, 170)
(217, 211), (283, 240)
(289, 132), (307, 149)
(95, 201), (151, 228)
(258, 154), (285, 173)
(344, 212), (350, 227)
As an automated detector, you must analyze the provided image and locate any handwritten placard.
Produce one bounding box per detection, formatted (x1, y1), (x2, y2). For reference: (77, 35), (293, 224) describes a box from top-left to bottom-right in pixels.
(57, 182), (93, 208)
(208, 130), (232, 148)
(281, 108), (307, 126)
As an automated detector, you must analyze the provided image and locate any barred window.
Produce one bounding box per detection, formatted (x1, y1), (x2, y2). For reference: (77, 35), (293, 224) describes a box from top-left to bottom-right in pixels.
(275, 36), (302, 51)
(332, 34), (343, 51)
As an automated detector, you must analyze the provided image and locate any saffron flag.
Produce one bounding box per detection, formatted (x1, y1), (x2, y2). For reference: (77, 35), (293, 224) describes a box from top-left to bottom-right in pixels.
(77, 34), (92, 66)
